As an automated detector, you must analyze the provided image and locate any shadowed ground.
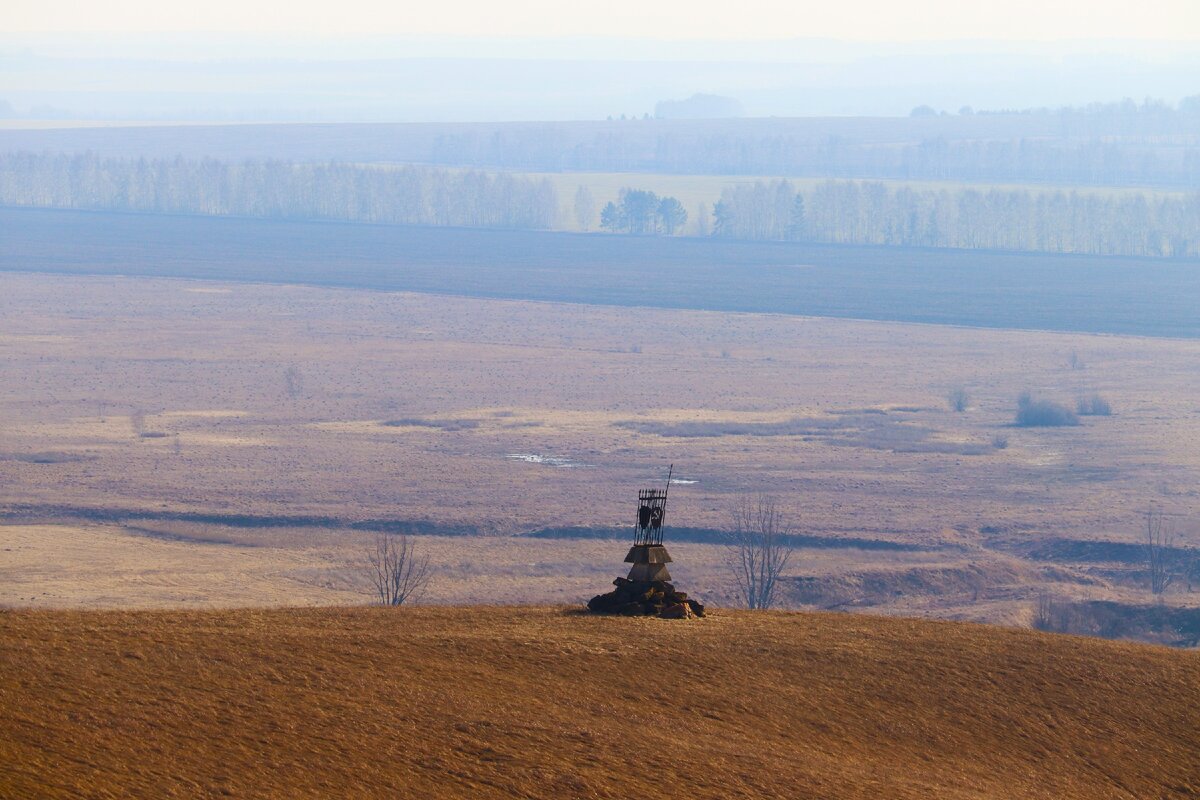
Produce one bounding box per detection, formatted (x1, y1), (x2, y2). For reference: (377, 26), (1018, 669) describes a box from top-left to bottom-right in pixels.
(4, 207), (1200, 337)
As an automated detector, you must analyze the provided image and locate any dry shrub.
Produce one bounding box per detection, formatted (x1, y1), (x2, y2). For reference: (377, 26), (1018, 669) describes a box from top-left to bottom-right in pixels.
(1015, 393), (1079, 427)
(1076, 394), (1112, 416)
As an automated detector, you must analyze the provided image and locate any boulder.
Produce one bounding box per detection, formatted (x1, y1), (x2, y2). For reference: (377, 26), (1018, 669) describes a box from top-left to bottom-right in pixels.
(659, 603), (693, 619)
(586, 576), (705, 619)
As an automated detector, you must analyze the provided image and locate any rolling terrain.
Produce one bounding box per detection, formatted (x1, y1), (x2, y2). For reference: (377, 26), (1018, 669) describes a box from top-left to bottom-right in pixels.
(2, 606), (1199, 799)
(1, 271), (1198, 640)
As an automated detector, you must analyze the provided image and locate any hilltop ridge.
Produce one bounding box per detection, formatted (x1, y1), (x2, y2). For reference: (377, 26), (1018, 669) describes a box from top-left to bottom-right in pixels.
(2, 606), (1198, 798)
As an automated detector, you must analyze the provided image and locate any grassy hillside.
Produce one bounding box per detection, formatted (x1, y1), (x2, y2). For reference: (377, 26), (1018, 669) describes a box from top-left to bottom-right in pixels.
(2, 607), (1198, 799)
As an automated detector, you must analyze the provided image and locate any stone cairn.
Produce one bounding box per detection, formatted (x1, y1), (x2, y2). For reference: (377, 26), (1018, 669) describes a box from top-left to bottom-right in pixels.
(586, 477), (705, 619)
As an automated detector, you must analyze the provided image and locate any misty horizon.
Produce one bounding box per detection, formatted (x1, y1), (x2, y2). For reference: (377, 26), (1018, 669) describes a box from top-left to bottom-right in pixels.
(3, 32), (1199, 122)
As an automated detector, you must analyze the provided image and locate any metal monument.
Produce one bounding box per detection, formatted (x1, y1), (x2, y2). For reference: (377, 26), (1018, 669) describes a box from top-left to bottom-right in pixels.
(625, 465), (674, 582)
(586, 464), (704, 617)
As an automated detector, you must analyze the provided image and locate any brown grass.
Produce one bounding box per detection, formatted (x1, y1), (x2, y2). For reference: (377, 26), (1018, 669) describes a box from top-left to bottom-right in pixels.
(3, 272), (1200, 629)
(2, 606), (1198, 799)
(3, 271), (1198, 544)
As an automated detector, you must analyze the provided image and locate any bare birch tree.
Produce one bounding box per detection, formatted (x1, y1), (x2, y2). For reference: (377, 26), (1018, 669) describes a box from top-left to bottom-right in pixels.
(727, 494), (794, 610)
(367, 534), (432, 606)
(283, 366), (303, 400)
(129, 407), (146, 437)
(573, 185), (596, 231)
(1145, 507), (1176, 597)
(1185, 551), (1200, 593)
(947, 387), (970, 412)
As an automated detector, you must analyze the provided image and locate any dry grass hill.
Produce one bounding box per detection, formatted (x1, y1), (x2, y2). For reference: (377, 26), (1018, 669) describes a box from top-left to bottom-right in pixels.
(2, 606), (1198, 799)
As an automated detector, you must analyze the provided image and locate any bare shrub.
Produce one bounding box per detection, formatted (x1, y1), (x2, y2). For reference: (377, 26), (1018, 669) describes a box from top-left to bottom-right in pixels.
(947, 387), (970, 413)
(283, 366), (303, 400)
(991, 433), (1009, 450)
(1033, 592), (1054, 631)
(1186, 551), (1200, 593)
(727, 495), (794, 610)
(1032, 593), (1090, 635)
(1145, 508), (1176, 597)
(129, 408), (146, 437)
(1076, 394), (1112, 416)
(1015, 392), (1079, 427)
(366, 534), (431, 606)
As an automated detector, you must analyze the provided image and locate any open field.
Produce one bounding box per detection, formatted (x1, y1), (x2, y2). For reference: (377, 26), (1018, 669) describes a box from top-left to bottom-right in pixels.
(0, 115), (1166, 160)
(3, 606), (1199, 799)
(4, 208), (1200, 337)
(1, 271), (1199, 637)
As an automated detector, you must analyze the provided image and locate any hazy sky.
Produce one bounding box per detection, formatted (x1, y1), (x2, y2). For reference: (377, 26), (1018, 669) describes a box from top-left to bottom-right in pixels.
(6, 0), (1199, 41)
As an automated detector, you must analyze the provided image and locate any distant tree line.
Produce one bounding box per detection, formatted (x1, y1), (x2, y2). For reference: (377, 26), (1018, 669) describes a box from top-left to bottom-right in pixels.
(0, 152), (559, 229)
(971, 96), (1200, 118)
(599, 189), (688, 235)
(915, 96), (1200, 119)
(711, 179), (1200, 257)
(3, 99), (1198, 188)
(3, 152), (1196, 257)
(426, 112), (1200, 189)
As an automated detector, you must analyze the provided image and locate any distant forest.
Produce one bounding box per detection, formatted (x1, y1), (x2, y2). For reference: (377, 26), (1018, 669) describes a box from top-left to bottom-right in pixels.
(425, 121), (1200, 189)
(0, 153), (559, 229)
(2, 108), (1199, 189)
(1, 152), (1197, 257)
(714, 180), (1200, 258)
(430, 133), (1200, 189)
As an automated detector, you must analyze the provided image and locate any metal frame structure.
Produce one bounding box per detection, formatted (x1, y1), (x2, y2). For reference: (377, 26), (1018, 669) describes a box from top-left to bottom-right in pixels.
(632, 465), (672, 546)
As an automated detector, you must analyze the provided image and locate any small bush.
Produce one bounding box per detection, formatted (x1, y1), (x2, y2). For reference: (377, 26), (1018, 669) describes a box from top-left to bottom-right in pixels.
(991, 433), (1009, 449)
(1015, 392), (1079, 427)
(1076, 394), (1113, 416)
(947, 387), (970, 413)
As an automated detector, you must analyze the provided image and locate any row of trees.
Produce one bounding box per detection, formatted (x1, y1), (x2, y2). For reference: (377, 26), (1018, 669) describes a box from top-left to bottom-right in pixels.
(597, 188), (688, 235)
(4, 152), (1195, 256)
(711, 179), (1200, 257)
(428, 127), (1200, 188)
(0, 152), (560, 229)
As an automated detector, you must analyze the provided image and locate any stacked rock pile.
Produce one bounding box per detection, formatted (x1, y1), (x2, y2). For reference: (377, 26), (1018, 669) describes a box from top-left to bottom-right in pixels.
(587, 577), (706, 618)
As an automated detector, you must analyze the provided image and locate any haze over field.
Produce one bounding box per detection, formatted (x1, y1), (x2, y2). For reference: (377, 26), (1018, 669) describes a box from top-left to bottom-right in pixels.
(3, 2), (1200, 797)
(2, 37), (1199, 121)
(3, 0), (1200, 121)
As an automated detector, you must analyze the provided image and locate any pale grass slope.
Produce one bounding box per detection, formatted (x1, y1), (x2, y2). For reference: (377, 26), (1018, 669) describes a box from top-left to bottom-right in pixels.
(2, 607), (1198, 799)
